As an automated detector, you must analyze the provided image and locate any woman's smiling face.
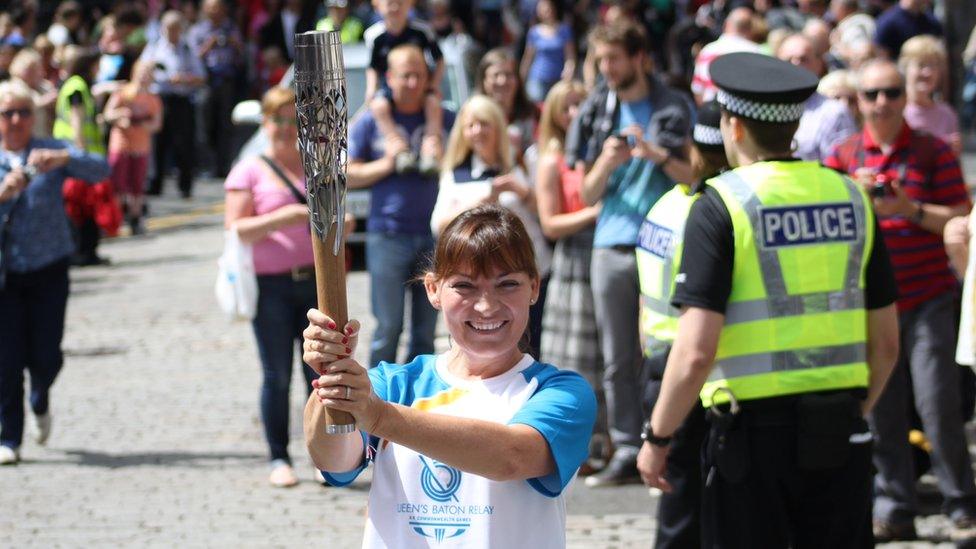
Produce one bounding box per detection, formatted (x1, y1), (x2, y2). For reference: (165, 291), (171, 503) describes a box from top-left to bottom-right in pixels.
(427, 267), (539, 363)
(462, 113), (499, 162)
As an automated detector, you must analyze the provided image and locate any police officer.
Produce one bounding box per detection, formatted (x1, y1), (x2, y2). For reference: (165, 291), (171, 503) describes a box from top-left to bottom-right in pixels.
(638, 52), (901, 547)
(635, 101), (729, 549)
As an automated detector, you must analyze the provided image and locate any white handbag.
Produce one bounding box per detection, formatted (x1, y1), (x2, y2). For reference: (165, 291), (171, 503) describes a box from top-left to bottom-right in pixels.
(215, 227), (258, 321)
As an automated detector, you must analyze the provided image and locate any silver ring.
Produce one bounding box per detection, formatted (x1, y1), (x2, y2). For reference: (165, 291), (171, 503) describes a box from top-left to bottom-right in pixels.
(345, 386), (350, 399)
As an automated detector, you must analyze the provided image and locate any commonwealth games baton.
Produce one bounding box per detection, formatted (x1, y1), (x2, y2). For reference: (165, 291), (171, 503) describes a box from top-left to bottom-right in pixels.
(294, 30), (356, 435)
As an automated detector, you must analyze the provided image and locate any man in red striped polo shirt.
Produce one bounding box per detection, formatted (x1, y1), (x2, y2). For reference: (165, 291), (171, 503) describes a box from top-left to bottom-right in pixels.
(825, 58), (976, 543)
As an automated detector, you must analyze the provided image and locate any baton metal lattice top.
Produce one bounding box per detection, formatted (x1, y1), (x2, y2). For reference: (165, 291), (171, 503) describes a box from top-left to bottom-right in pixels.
(294, 30), (348, 256)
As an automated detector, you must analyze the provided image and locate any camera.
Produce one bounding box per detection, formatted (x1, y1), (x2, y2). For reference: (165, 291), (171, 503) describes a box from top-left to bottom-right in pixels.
(613, 133), (637, 149)
(870, 173), (891, 198)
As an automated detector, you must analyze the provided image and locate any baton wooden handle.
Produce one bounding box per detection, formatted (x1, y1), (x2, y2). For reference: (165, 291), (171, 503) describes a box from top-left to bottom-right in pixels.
(311, 221), (356, 431)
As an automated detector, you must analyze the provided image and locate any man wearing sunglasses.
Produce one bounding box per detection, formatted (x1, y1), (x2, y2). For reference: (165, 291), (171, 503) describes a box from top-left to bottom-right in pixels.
(825, 59), (976, 543)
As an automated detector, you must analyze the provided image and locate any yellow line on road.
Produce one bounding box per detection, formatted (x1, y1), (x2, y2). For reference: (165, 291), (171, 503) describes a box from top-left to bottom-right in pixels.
(114, 202), (225, 237)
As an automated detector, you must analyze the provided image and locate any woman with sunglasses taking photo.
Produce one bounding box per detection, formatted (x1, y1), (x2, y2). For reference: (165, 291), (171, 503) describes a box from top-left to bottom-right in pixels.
(0, 78), (109, 465)
(303, 205), (596, 548)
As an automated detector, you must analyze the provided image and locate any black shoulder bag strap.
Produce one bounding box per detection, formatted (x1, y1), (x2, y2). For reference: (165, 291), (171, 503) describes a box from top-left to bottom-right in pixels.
(259, 155), (307, 205)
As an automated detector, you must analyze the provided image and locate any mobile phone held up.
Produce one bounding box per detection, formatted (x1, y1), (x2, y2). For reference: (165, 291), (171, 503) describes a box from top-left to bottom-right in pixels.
(613, 133), (637, 149)
(871, 173), (893, 198)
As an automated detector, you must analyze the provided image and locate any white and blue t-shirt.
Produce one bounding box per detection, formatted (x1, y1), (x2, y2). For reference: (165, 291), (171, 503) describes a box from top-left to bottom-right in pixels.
(323, 353), (597, 548)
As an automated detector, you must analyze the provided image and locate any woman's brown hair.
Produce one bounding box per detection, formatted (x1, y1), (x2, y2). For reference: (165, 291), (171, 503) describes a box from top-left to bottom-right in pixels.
(428, 204), (539, 283)
(475, 48), (538, 124)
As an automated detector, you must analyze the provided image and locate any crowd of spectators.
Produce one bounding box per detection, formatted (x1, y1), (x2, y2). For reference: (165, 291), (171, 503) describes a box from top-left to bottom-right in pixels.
(3, 0), (976, 540)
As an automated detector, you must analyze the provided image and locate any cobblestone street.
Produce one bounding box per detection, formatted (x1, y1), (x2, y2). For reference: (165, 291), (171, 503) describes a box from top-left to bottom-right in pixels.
(4, 165), (976, 547)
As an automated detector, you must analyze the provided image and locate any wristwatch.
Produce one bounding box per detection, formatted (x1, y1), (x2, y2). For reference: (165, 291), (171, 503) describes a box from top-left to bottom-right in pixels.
(641, 420), (672, 447)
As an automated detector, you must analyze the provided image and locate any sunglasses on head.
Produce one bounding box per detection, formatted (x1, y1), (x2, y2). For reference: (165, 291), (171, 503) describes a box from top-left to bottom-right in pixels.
(860, 87), (904, 101)
(0, 107), (32, 120)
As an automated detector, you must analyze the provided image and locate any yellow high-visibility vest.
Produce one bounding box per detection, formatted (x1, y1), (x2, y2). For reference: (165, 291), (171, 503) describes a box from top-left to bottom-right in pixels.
(53, 75), (105, 156)
(636, 183), (697, 354)
(701, 161), (874, 408)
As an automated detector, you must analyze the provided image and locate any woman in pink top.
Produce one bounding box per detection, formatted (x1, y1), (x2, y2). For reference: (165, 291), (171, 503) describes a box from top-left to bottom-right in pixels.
(103, 60), (162, 234)
(899, 35), (962, 156)
(224, 86), (316, 488)
(533, 81), (607, 474)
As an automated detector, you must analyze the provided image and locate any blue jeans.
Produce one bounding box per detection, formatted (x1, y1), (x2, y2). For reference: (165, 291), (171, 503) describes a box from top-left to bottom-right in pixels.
(0, 258), (70, 449)
(366, 232), (438, 367)
(252, 273), (318, 464)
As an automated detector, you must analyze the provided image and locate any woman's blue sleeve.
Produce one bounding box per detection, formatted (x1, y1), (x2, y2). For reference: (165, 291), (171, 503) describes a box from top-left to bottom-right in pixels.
(508, 370), (597, 497)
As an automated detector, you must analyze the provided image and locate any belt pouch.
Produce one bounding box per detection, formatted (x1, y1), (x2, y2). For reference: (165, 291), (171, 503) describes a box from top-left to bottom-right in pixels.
(796, 393), (858, 470)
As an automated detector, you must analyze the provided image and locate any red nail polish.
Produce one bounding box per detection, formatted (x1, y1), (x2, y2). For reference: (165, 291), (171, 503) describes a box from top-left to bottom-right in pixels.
(345, 346), (352, 354)
(344, 326), (354, 335)
(327, 321), (336, 330)
(341, 336), (348, 344)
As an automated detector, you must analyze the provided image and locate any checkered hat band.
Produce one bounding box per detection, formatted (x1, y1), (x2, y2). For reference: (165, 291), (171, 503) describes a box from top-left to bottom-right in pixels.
(716, 90), (805, 123)
(693, 124), (723, 146)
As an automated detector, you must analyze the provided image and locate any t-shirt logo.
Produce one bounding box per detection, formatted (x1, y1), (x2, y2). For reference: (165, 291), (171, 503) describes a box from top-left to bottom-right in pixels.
(420, 456), (462, 502)
(408, 456), (469, 542)
(637, 219), (676, 259)
(759, 203), (859, 248)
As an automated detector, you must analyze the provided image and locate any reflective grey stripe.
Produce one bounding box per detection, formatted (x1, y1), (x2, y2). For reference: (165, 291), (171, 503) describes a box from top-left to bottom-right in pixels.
(715, 172), (789, 301)
(724, 288), (864, 324)
(661, 249), (675, 307)
(840, 175), (867, 291)
(643, 293), (680, 317)
(710, 342), (867, 380)
(712, 170), (867, 324)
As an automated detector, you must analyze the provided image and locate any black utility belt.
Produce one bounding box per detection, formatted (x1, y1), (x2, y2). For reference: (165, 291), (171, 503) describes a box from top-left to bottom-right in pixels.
(705, 389), (869, 480)
(709, 388), (866, 418)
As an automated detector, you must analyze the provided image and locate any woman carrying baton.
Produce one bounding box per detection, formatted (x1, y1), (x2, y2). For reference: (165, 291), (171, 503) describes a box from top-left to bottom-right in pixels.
(303, 204), (596, 548)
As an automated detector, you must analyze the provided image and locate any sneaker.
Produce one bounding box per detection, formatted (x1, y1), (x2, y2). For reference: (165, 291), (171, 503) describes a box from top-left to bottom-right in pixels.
(584, 449), (640, 487)
(872, 519), (917, 542)
(269, 460), (298, 488)
(34, 413), (51, 445)
(0, 445), (18, 465)
(394, 151), (418, 174)
(418, 155), (439, 177)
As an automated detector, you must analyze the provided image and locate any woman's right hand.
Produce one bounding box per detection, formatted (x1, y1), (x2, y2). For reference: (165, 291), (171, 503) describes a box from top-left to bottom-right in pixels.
(0, 170), (28, 202)
(302, 308), (360, 376)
